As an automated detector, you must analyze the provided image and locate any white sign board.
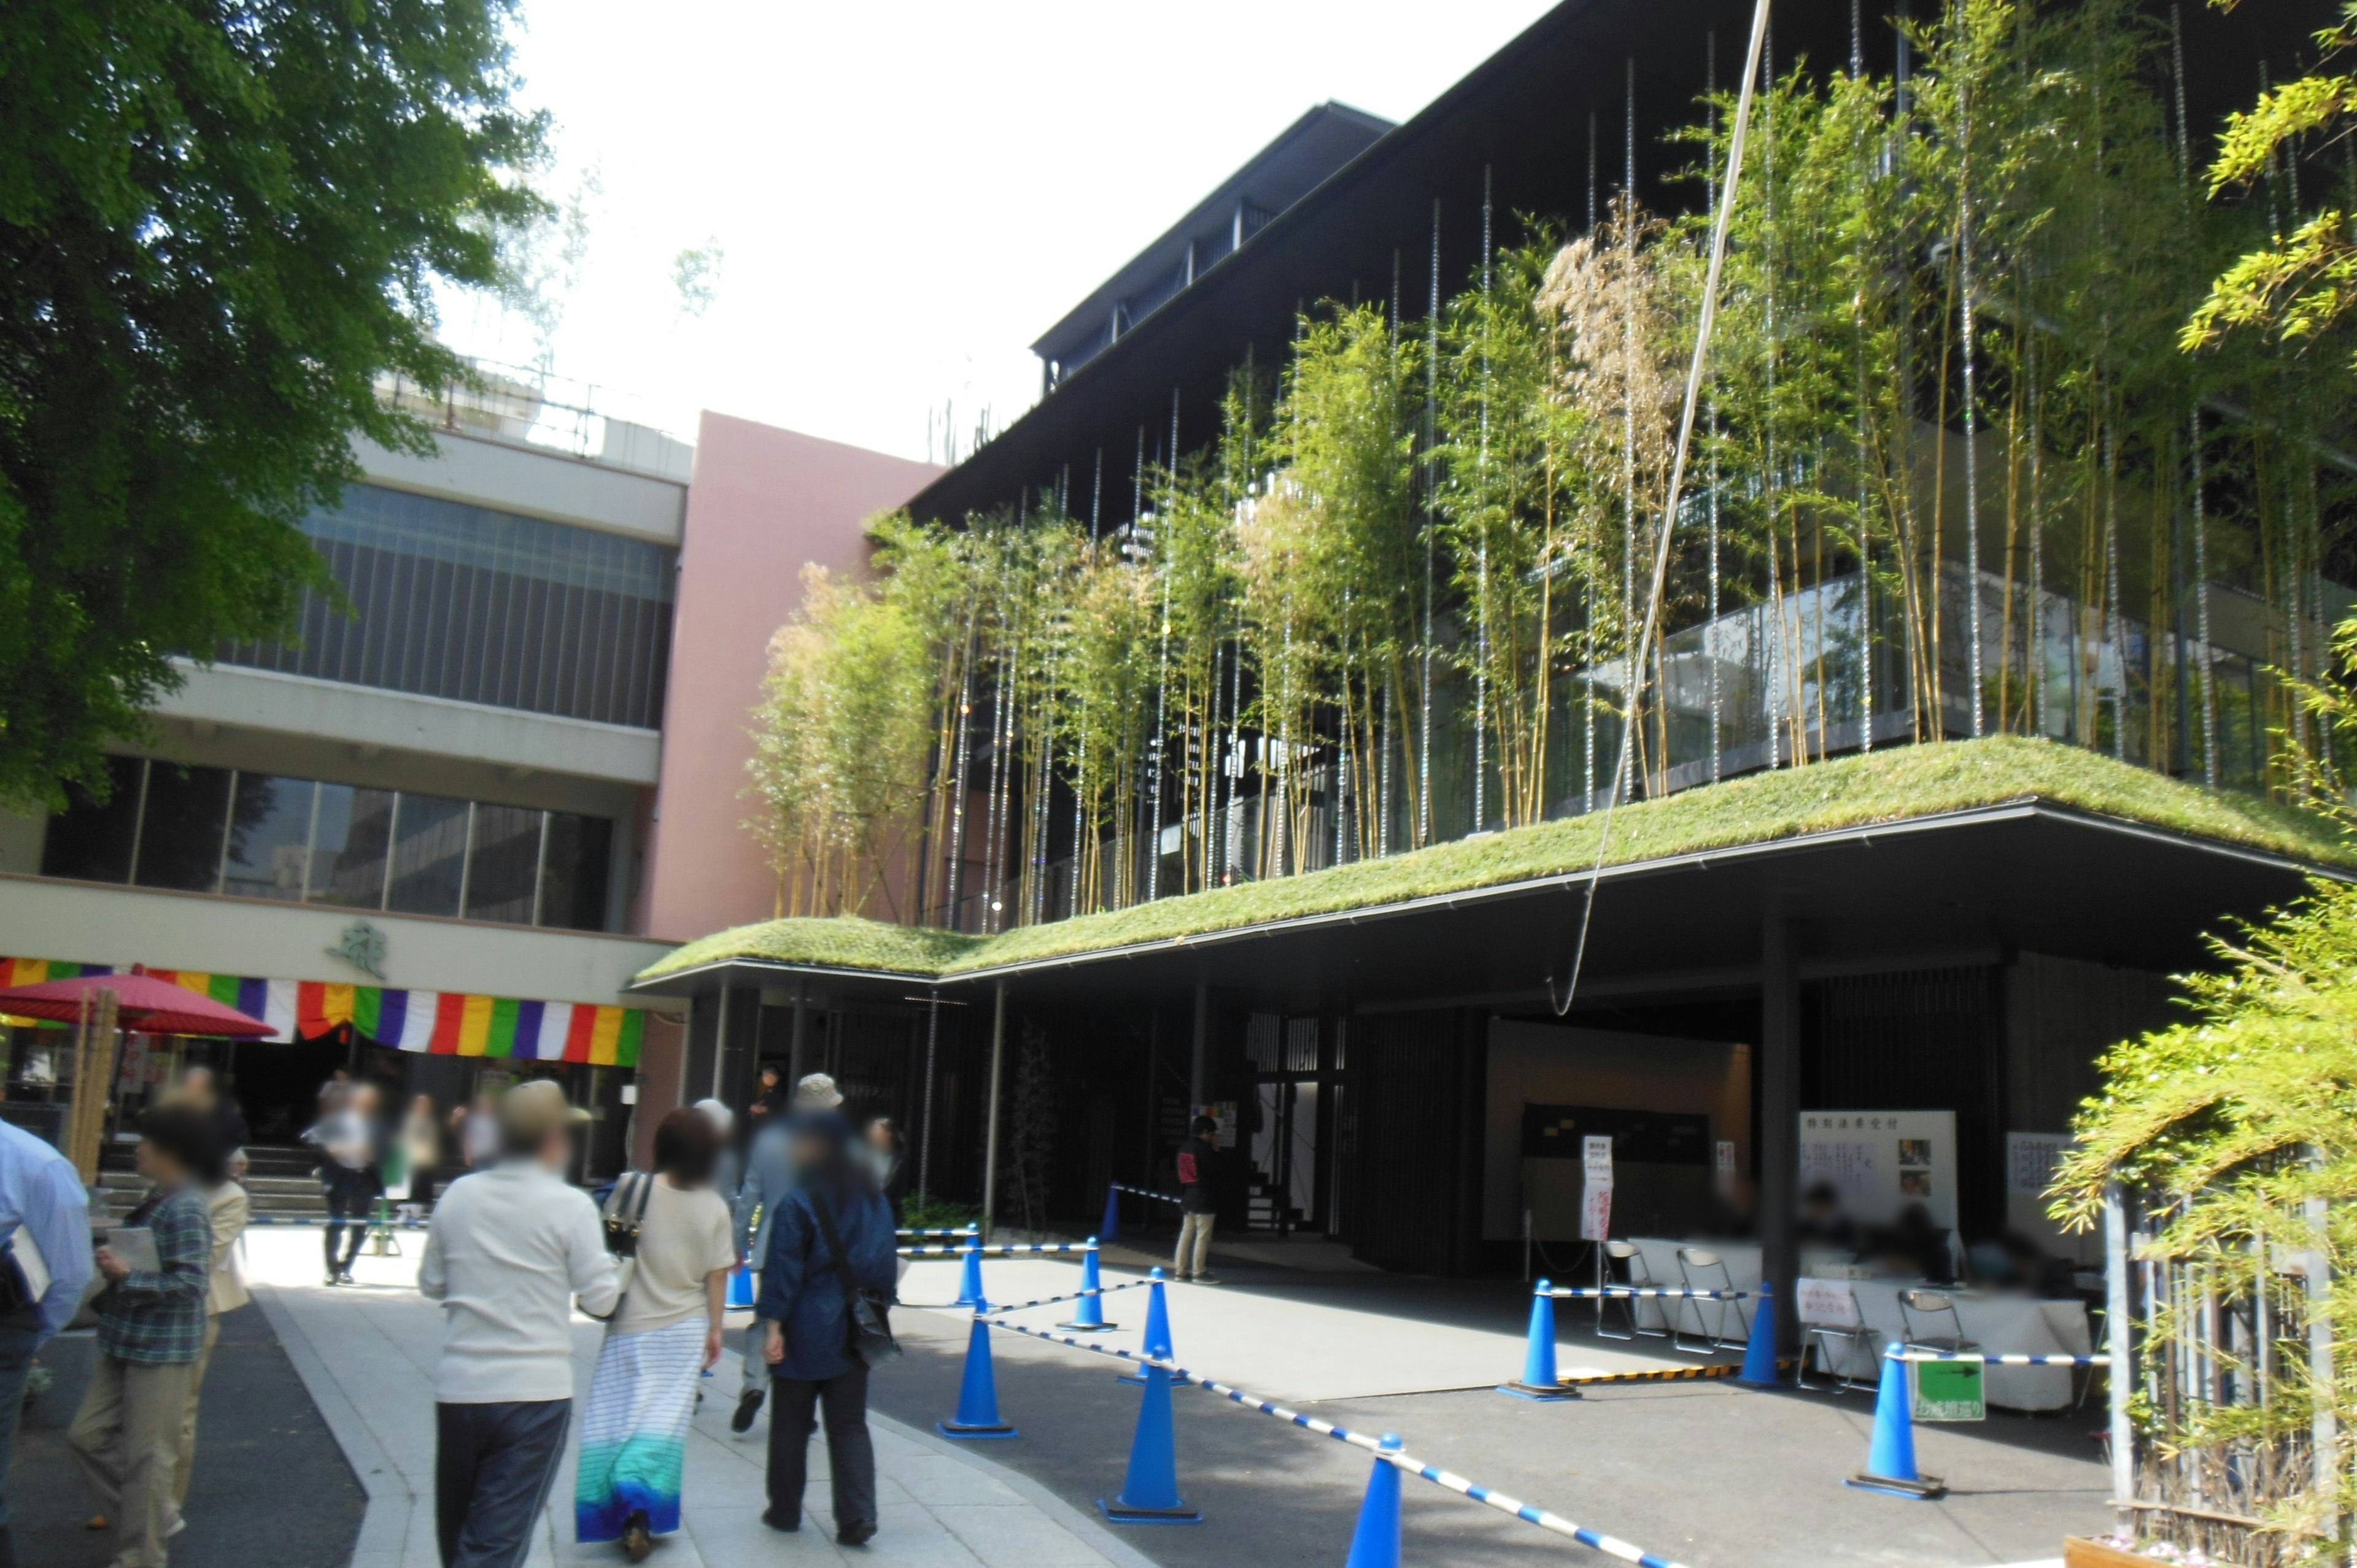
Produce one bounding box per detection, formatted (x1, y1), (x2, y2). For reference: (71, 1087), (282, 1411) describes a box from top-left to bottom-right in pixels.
(1794, 1276), (1863, 1329)
(1579, 1186), (1614, 1242)
(2007, 1132), (2070, 1196)
(1582, 1135), (1614, 1190)
(1798, 1110), (1958, 1235)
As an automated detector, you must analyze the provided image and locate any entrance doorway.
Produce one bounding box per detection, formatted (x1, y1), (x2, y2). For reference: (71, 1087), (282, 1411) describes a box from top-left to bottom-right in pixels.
(1244, 1014), (1344, 1234)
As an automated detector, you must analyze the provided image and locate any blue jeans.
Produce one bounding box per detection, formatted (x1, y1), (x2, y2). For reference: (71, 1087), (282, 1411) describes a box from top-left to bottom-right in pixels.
(0, 1318), (42, 1568)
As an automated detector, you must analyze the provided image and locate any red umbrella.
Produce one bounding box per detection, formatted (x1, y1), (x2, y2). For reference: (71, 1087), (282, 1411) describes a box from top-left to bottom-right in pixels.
(0, 968), (276, 1038)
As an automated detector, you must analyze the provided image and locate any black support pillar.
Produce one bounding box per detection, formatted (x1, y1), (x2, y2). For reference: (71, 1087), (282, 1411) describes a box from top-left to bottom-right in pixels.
(1759, 905), (1802, 1352)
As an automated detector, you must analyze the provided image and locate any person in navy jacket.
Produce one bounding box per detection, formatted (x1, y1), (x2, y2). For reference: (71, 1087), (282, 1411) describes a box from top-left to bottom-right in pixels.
(755, 1111), (896, 1545)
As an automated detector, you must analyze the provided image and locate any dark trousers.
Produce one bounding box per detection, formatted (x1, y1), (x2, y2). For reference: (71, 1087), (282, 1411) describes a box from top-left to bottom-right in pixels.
(323, 1168), (376, 1272)
(435, 1399), (570, 1568)
(765, 1366), (875, 1532)
(0, 1319), (39, 1568)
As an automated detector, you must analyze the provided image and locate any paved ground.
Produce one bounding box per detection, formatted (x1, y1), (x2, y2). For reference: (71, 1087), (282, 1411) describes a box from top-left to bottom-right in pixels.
(17, 1301), (368, 1568)
(241, 1227), (1153, 1568)
(872, 1246), (2105, 1568)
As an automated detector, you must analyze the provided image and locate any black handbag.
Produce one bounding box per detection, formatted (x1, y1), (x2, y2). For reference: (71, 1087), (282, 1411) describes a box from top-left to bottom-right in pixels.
(810, 1186), (899, 1365)
(587, 1172), (653, 1323)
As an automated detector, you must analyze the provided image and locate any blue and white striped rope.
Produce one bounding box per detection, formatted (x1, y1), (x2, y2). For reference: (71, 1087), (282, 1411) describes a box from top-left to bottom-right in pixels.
(1886, 1349), (2111, 1367)
(1545, 1287), (1748, 1301)
(975, 1316), (1693, 1568)
(980, 1280), (1151, 1314)
(897, 1227), (979, 1238)
(1110, 1183), (1184, 1205)
(897, 1242), (1095, 1257)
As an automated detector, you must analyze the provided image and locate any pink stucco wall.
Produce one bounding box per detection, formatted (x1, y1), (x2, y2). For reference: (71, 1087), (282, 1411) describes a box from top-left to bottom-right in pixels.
(641, 412), (939, 941)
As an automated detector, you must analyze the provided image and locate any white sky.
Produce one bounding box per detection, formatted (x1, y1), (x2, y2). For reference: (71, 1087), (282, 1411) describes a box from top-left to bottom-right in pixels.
(432, 0), (1565, 463)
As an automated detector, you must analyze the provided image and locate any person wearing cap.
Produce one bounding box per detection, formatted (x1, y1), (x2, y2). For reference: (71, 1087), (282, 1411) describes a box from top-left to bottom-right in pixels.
(419, 1080), (619, 1568)
(726, 1073), (842, 1435)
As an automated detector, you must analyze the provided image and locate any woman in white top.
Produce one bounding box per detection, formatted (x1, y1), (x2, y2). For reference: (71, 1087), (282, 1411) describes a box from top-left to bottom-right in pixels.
(573, 1109), (735, 1562)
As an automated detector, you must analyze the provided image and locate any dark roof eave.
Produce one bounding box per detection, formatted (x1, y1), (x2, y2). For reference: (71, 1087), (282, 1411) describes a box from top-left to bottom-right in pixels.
(632, 800), (2345, 999)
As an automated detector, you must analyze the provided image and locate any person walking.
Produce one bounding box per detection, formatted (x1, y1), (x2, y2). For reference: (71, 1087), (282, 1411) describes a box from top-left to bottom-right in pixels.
(398, 1094), (443, 1226)
(68, 1103), (215, 1568)
(419, 1080), (618, 1568)
(727, 1073), (841, 1434)
(573, 1110), (735, 1562)
(307, 1082), (382, 1285)
(756, 1110), (896, 1544)
(0, 1115), (95, 1568)
(1172, 1114), (1221, 1284)
(171, 1140), (250, 1520)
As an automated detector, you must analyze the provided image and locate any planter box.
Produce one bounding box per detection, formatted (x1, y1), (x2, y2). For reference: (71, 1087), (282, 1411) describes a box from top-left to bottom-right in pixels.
(2065, 1540), (2157, 1568)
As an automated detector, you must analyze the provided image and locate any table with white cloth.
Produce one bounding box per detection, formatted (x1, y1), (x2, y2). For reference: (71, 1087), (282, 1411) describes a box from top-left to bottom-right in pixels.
(1797, 1278), (2094, 1410)
(1609, 1237), (1762, 1342)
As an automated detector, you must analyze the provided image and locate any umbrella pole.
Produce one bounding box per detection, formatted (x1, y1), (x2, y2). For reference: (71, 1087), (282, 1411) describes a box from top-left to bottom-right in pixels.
(68, 987), (120, 1186)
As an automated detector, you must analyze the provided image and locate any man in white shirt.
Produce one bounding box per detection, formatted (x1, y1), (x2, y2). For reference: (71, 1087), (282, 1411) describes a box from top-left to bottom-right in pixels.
(419, 1081), (617, 1568)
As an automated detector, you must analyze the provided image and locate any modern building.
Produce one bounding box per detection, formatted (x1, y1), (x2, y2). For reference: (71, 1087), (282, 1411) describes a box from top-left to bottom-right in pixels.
(632, 0), (2351, 1334)
(0, 367), (936, 1170)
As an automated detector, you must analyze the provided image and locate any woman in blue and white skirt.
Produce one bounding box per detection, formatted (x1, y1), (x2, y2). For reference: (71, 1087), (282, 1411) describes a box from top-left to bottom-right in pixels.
(575, 1109), (736, 1561)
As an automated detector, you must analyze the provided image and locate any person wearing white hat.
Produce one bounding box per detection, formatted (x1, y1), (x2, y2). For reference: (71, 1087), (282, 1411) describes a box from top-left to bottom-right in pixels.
(420, 1081), (617, 1568)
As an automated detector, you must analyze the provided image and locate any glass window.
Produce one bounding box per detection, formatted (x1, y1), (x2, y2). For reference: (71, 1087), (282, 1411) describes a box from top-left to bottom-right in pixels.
(133, 765), (232, 892)
(386, 794), (468, 916)
(39, 756), (146, 884)
(466, 805), (543, 924)
(538, 813), (614, 932)
(311, 784), (393, 909)
(221, 774), (316, 901)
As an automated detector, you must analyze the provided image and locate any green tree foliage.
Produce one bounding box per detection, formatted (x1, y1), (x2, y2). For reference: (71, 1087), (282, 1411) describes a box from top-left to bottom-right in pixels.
(0, 0), (548, 809)
(2185, 0), (2357, 369)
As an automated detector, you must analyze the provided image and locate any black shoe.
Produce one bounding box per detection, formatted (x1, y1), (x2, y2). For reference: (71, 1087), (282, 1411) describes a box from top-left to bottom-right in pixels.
(762, 1509), (800, 1533)
(838, 1522), (877, 1547)
(337, 1268), (357, 1285)
(621, 1510), (654, 1562)
(1194, 1273), (1224, 1285)
(323, 1271), (342, 1286)
(731, 1387), (764, 1433)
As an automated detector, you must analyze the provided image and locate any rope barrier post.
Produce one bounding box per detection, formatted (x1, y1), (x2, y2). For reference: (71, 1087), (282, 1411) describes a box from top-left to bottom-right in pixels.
(938, 1313), (1018, 1440)
(1846, 1350), (1945, 1499)
(1344, 1435), (1404, 1568)
(955, 1235), (985, 1310)
(1061, 1237), (1116, 1331)
(1500, 1279), (1578, 1400)
(1098, 1355), (1201, 1524)
(1120, 1267), (1174, 1386)
(1101, 1183), (1122, 1245)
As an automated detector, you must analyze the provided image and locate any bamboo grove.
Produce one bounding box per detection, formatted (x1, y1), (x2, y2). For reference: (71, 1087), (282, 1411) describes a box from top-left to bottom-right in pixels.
(752, 0), (2355, 928)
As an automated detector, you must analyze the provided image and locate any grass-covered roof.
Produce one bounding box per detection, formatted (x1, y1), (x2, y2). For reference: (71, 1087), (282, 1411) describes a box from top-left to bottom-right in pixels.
(636, 736), (2354, 986)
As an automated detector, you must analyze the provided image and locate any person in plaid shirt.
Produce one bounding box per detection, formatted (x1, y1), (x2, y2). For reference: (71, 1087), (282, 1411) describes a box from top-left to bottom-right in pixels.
(68, 1102), (216, 1567)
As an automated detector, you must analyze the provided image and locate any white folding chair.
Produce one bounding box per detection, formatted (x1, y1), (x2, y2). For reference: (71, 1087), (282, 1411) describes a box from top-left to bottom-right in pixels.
(1794, 1281), (1882, 1393)
(1896, 1288), (1978, 1354)
(1673, 1246), (1753, 1354)
(1595, 1240), (1665, 1341)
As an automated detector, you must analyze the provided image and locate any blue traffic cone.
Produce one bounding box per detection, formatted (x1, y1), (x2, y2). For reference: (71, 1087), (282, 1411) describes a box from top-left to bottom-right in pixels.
(1061, 1238), (1117, 1330)
(956, 1239), (986, 1310)
(1101, 1184), (1122, 1245)
(938, 1315), (1018, 1439)
(1344, 1435), (1404, 1568)
(1119, 1267), (1173, 1385)
(1499, 1280), (1577, 1399)
(1097, 1364), (1201, 1524)
(725, 1265), (754, 1309)
(1735, 1283), (1779, 1385)
(1846, 1351), (1945, 1497)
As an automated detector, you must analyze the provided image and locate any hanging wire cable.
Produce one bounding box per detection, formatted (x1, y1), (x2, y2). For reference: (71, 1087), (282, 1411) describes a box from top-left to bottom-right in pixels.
(1549, 0), (1774, 1018)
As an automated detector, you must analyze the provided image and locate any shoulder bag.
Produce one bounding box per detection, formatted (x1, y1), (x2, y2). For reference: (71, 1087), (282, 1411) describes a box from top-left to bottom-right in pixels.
(589, 1172), (654, 1323)
(809, 1186), (899, 1365)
